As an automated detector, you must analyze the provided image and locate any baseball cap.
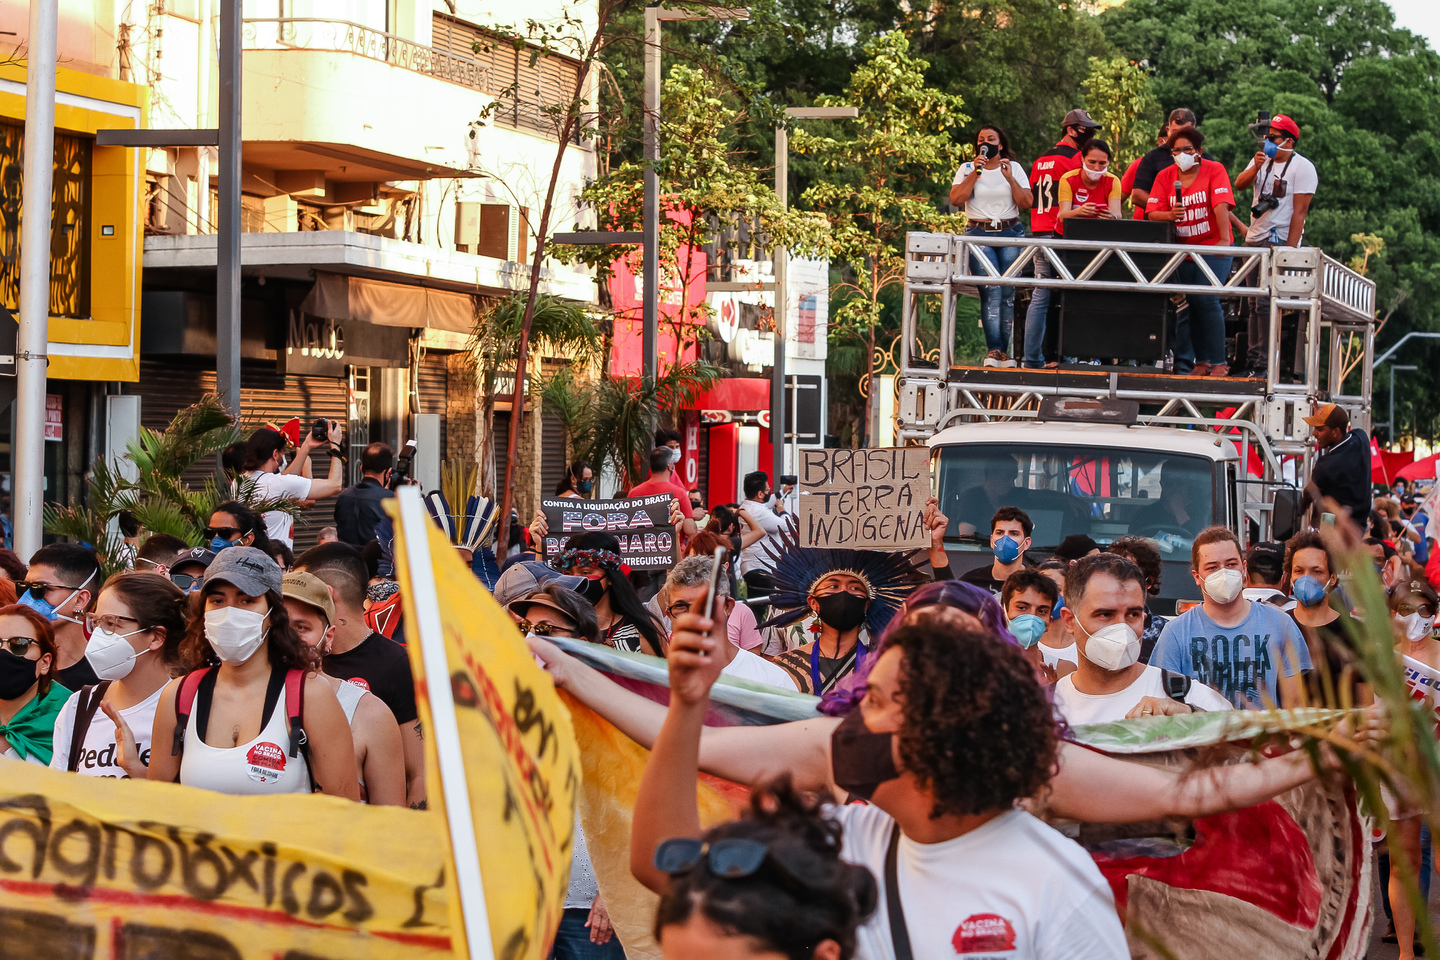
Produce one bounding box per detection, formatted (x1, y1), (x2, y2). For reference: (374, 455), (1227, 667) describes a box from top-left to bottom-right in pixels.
(493, 560), (585, 608)
(204, 546), (283, 597)
(171, 546), (217, 573)
(1246, 540), (1285, 571)
(1269, 114), (1300, 140)
(506, 593), (579, 631)
(1062, 108), (1101, 130)
(1302, 402), (1349, 429)
(1055, 534), (1099, 562)
(282, 571), (336, 625)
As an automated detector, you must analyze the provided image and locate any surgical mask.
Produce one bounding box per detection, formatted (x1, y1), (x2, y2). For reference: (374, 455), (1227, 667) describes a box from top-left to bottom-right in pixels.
(204, 606), (270, 664)
(830, 708), (900, 801)
(815, 592), (868, 632)
(85, 627), (151, 681)
(1083, 164), (1108, 180)
(1008, 614), (1047, 649)
(1202, 568), (1245, 604)
(577, 479), (593, 495)
(17, 569), (95, 625)
(0, 649), (39, 700)
(1074, 615), (1141, 671)
(211, 535), (237, 553)
(993, 534), (1021, 564)
(1398, 611), (1435, 642)
(1175, 152), (1200, 173)
(1262, 139), (1279, 159)
(667, 447), (682, 466)
(1292, 575), (1328, 608)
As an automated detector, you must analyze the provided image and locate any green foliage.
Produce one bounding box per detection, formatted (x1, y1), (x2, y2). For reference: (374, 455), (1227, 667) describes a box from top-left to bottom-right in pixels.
(1080, 56), (1163, 169)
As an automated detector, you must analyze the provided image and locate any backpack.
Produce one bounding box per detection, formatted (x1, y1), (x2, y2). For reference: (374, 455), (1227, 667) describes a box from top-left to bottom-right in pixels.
(171, 666), (316, 791)
(67, 681), (114, 772)
(1160, 669), (1192, 703)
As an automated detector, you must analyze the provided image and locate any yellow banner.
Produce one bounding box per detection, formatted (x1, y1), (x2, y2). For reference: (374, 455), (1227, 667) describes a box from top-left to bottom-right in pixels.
(0, 761), (453, 958)
(394, 497), (581, 960)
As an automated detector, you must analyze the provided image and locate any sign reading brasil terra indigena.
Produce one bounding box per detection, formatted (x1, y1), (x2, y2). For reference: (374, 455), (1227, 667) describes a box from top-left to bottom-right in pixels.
(797, 447), (930, 549)
(541, 493), (679, 569)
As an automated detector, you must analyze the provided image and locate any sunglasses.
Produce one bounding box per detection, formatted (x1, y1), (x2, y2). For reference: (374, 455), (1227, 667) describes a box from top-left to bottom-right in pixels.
(171, 573), (204, 591)
(14, 580), (81, 597)
(515, 618), (576, 639)
(203, 526), (243, 541)
(0, 636), (40, 656)
(1266, 134), (1287, 144)
(653, 838), (810, 887)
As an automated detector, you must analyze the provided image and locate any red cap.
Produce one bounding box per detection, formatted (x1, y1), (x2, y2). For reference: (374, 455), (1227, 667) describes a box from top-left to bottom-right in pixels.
(1270, 114), (1300, 140)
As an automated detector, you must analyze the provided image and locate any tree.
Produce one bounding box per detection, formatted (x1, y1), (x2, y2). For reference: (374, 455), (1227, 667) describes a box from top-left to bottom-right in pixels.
(1081, 56), (1162, 169)
(791, 31), (967, 441)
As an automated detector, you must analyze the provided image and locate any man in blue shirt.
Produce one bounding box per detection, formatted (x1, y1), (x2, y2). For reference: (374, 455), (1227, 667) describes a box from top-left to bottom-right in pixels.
(1152, 526), (1311, 709)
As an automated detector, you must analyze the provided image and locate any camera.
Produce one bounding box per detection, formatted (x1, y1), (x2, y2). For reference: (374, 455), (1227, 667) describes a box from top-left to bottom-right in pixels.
(977, 142), (998, 162)
(390, 439), (417, 490)
(311, 417), (330, 442)
(1251, 194), (1280, 218)
(780, 474), (798, 487)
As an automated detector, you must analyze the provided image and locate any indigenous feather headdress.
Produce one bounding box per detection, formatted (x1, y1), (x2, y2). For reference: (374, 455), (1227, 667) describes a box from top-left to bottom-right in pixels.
(423, 460), (500, 551)
(756, 528), (929, 638)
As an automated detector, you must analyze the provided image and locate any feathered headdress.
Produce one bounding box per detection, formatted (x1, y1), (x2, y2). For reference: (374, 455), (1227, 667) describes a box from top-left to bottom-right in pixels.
(423, 460), (500, 552)
(757, 528), (929, 639)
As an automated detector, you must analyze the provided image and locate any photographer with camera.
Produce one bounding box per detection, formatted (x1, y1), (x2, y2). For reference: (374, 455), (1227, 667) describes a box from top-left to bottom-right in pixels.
(1235, 113), (1317, 379)
(244, 420), (346, 549)
(335, 442), (397, 547)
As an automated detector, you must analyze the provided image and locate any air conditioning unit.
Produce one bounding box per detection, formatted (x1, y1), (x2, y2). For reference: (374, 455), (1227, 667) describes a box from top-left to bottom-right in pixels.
(456, 201), (528, 261)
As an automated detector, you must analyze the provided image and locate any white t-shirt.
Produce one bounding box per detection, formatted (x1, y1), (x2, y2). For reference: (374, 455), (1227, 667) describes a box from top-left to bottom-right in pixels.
(1244, 151), (1318, 244)
(1054, 664), (1233, 726)
(1039, 641), (1078, 669)
(834, 804), (1128, 960)
(720, 647), (797, 690)
(952, 160), (1032, 223)
(50, 685), (163, 777)
(249, 470), (313, 547)
(2, 746), (45, 765)
(739, 499), (789, 575)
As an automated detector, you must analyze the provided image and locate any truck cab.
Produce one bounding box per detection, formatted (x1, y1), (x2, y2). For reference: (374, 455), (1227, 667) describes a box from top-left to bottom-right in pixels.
(930, 419), (1240, 611)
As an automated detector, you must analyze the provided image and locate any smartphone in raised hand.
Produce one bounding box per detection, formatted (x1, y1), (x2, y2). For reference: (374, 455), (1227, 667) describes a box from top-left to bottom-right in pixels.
(700, 546), (725, 630)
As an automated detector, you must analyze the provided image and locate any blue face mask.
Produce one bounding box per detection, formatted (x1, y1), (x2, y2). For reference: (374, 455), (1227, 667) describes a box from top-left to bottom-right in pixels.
(1051, 594), (1066, 620)
(577, 479), (593, 495)
(211, 535), (237, 553)
(1293, 575), (1328, 608)
(993, 534), (1021, 564)
(1262, 138), (1279, 159)
(1008, 614), (1047, 648)
(18, 569), (94, 624)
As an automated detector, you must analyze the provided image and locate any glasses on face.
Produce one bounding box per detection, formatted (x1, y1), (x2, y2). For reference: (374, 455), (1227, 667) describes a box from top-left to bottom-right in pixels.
(1266, 134), (1286, 144)
(1171, 146), (1198, 156)
(0, 636), (39, 657)
(171, 573), (203, 592)
(83, 612), (143, 634)
(516, 618), (576, 639)
(14, 580), (79, 598)
(203, 526), (242, 541)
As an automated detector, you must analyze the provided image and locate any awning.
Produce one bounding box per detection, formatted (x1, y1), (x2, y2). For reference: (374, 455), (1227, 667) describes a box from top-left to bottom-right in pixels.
(694, 377), (771, 411)
(301, 272), (476, 334)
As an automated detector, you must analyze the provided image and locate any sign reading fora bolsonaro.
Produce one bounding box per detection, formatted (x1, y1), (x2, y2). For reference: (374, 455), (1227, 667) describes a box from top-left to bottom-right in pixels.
(797, 447), (930, 550)
(540, 493), (679, 569)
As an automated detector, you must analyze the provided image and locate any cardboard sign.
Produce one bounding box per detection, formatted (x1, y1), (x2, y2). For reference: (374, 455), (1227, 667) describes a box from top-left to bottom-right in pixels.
(797, 447), (930, 549)
(540, 493), (679, 570)
(1403, 654), (1440, 737)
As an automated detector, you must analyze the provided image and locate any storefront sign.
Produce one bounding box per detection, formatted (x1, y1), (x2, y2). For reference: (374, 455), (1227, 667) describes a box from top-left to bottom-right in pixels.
(284, 311), (346, 376)
(540, 493), (679, 570)
(797, 447), (930, 549)
(44, 394), (61, 441)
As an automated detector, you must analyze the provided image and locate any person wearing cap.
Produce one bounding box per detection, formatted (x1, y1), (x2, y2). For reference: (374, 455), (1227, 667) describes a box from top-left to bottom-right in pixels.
(1021, 108), (1100, 368)
(507, 586), (599, 644)
(146, 546), (360, 799)
(281, 571), (405, 806)
(1242, 541), (1288, 605)
(950, 123), (1033, 367)
(1128, 108), (1215, 213)
(243, 424), (346, 550)
(494, 559), (586, 609)
(168, 547), (215, 595)
(1302, 403), (1372, 525)
(1235, 113), (1318, 378)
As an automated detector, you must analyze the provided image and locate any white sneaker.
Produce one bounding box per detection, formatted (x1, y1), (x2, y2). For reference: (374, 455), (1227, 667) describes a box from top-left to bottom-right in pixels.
(985, 350), (1017, 368)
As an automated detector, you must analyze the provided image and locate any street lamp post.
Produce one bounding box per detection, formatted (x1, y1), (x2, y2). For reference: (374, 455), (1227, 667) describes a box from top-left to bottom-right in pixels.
(1386, 363), (1418, 447)
(642, 6), (748, 380)
(771, 106), (856, 485)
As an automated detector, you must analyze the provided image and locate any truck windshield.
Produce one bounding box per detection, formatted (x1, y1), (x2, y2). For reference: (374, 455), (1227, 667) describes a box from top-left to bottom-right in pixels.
(934, 444), (1216, 552)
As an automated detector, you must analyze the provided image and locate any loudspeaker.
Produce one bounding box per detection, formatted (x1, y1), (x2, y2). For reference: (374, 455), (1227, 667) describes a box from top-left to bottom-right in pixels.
(1058, 219), (1175, 362)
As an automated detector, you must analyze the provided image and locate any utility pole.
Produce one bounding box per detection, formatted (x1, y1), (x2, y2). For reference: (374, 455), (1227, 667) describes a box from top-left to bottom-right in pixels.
(14, 0), (59, 560)
(216, 0), (242, 418)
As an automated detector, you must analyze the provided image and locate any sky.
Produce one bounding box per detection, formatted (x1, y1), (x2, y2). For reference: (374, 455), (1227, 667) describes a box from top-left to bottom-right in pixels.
(1386, 0), (1440, 51)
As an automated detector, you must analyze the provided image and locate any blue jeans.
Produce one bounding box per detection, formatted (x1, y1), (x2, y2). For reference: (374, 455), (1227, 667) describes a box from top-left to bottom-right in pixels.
(1023, 235), (1054, 367)
(550, 908), (625, 960)
(965, 222), (1025, 354)
(1175, 254), (1232, 367)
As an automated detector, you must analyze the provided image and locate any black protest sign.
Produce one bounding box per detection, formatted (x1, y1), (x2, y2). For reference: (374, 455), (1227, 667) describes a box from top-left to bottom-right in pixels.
(797, 447), (930, 549)
(541, 493), (679, 570)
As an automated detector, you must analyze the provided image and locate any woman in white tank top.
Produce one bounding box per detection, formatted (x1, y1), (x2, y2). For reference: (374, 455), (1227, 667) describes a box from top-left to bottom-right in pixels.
(147, 547), (360, 799)
(280, 571), (406, 805)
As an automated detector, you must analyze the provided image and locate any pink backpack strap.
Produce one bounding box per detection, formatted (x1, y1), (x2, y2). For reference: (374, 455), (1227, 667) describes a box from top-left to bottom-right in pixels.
(170, 667), (214, 757)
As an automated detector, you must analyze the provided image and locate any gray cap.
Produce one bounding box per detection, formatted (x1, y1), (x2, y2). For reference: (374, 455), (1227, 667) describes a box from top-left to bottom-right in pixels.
(204, 546), (283, 597)
(494, 560), (585, 607)
(1061, 108), (1101, 129)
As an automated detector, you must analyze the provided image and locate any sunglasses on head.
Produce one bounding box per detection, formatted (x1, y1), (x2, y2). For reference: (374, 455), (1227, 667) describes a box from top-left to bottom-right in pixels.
(203, 526), (243, 541)
(653, 837), (810, 889)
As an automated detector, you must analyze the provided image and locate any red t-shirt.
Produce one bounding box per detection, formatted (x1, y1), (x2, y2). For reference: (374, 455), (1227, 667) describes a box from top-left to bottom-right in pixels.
(1119, 156), (1144, 220)
(1028, 142), (1082, 234)
(1145, 159), (1235, 245)
(1056, 168), (1122, 236)
(628, 475), (689, 504)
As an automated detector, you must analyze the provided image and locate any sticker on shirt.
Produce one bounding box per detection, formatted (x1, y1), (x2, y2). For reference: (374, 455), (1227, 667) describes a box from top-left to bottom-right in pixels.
(345, 676), (371, 691)
(953, 914), (1017, 954)
(246, 742), (288, 783)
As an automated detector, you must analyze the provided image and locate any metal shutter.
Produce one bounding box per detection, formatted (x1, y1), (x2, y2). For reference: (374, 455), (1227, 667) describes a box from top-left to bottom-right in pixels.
(492, 410), (511, 505)
(416, 354), (450, 460)
(697, 425), (711, 504)
(541, 415), (566, 495)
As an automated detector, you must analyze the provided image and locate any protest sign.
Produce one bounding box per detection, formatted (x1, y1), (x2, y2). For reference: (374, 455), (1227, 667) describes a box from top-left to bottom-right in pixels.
(1402, 654), (1440, 736)
(539, 493), (679, 570)
(796, 447), (930, 549)
(393, 489), (581, 960)
(0, 761), (453, 959)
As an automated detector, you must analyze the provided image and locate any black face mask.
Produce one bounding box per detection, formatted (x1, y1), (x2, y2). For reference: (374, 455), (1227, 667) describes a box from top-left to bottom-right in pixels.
(582, 577), (608, 605)
(0, 649), (39, 700)
(815, 592), (869, 632)
(831, 707), (901, 801)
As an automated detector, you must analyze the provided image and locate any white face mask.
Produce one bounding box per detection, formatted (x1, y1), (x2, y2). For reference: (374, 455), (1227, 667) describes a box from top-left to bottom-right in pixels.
(1083, 164), (1108, 180)
(204, 606), (271, 664)
(85, 627), (151, 681)
(1398, 611), (1435, 642)
(668, 447), (682, 466)
(1175, 152), (1200, 173)
(1202, 568), (1245, 605)
(1074, 615), (1141, 671)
